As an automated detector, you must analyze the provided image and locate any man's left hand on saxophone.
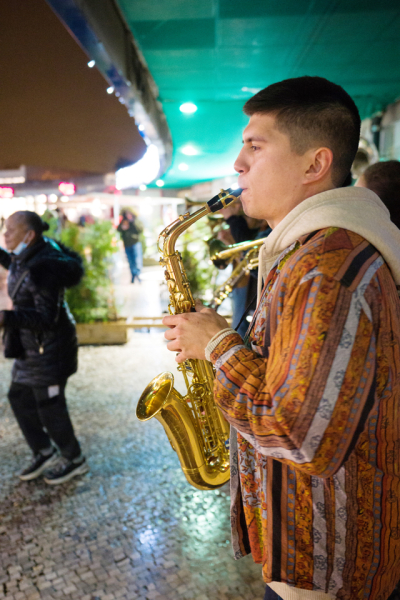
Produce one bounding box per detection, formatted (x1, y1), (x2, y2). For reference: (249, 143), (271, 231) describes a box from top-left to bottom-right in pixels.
(163, 301), (231, 363)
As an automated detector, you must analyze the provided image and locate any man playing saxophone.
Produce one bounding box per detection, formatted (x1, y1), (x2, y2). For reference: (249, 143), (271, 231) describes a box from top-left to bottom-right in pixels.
(163, 76), (400, 600)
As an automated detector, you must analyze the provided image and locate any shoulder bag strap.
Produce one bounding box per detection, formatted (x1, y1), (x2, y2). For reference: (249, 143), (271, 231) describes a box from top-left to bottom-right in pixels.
(10, 269), (30, 301)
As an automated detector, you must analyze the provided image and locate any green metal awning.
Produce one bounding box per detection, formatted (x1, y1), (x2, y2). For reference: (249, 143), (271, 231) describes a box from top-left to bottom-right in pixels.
(115, 0), (400, 187)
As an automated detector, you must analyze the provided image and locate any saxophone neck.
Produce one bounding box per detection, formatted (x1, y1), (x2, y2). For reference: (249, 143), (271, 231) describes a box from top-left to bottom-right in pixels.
(159, 204), (211, 255)
(159, 187), (242, 255)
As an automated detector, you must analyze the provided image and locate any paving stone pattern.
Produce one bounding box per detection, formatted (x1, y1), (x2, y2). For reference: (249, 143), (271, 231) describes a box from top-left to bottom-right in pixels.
(0, 332), (264, 600)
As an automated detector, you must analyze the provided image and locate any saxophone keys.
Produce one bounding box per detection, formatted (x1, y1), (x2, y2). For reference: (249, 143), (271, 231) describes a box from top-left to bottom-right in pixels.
(167, 279), (176, 291)
(207, 455), (219, 468)
(182, 300), (192, 312)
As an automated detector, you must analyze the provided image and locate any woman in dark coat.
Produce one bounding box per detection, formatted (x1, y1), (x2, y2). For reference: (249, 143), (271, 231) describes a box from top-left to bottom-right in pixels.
(0, 210), (88, 484)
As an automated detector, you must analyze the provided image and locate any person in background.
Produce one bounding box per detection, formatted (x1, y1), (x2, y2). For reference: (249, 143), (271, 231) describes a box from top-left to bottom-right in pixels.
(117, 210), (143, 283)
(357, 160), (400, 600)
(356, 160), (400, 227)
(163, 76), (400, 599)
(0, 211), (88, 484)
(218, 200), (271, 336)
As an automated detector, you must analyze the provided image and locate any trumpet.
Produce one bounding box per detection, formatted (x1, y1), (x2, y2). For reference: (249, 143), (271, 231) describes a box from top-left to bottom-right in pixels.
(209, 237), (266, 309)
(211, 237), (267, 269)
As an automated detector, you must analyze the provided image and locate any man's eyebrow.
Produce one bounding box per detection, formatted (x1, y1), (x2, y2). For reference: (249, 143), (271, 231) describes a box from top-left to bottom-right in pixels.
(242, 135), (267, 144)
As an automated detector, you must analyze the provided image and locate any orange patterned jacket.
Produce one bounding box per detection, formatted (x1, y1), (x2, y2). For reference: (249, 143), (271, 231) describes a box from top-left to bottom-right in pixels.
(211, 228), (400, 600)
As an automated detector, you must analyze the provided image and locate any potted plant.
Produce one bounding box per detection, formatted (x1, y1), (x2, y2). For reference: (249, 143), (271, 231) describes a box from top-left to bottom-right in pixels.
(43, 213), (127, 344)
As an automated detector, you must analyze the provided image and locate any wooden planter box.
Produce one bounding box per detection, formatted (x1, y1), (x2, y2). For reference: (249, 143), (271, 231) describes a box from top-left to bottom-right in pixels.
(76, 320), (128, 345)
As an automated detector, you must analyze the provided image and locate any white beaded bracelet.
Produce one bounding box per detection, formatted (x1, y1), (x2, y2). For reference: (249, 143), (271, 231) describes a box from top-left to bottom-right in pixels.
(205, 327), (238, 362)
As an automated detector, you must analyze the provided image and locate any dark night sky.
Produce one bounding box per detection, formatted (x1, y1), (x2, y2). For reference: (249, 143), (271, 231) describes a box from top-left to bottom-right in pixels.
(0, 0), (146, 175)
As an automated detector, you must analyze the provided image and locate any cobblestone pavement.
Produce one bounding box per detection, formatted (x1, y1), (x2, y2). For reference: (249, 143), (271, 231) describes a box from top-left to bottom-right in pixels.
(0, 332), (264, 600)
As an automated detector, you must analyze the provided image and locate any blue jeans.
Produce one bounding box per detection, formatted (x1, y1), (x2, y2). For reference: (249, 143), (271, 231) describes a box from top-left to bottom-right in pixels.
(264, 586), (283, 600)
(125, 244), (140, 281)
(135, 241), (143, 271)
(231, 285), (250, 338)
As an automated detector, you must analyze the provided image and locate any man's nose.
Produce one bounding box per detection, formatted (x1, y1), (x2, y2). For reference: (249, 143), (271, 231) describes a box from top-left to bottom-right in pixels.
(234, 147), (246, 174)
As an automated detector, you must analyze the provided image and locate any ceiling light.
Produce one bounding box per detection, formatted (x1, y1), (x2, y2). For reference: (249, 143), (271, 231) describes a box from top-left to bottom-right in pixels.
(107, 86), (114, 94)
(87, 60), (95, 68)
(241, 86), (261, 94)
(139, 184), (147, 191)
(178, 163), (189, 171)
(156, 179), (165, 187)
(179, 102), (197, 114)
(181, 144), (198, 156)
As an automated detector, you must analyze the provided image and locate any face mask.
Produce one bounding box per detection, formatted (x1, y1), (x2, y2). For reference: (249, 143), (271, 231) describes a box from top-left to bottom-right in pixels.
(12, 234), (29, 256)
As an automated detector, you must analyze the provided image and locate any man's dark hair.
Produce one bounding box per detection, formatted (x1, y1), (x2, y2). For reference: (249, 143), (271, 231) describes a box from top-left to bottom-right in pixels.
(243, 76), (361, 187)
(362, 160), (400, 228)
(14, 211), (49, 235)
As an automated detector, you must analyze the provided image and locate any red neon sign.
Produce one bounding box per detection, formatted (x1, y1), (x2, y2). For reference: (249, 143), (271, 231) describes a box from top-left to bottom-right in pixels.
(58, 182), (76, 196)
(0, 187), (14, 199)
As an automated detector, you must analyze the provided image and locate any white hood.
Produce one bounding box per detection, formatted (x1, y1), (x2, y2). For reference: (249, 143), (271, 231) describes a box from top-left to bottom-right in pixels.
(258, 186), (400, 297)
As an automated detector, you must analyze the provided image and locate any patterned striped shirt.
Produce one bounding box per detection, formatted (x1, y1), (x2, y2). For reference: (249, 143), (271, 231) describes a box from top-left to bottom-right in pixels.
(211, 228), (400, 599)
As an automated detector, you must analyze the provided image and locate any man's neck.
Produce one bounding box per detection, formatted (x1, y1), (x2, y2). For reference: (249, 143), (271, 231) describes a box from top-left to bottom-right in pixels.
(270, 181), (336, 229)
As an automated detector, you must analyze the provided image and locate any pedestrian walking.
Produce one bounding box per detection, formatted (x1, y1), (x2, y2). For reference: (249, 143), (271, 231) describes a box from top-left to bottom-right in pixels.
(0, 210), (88, 484)
(117, 210), (143, 283)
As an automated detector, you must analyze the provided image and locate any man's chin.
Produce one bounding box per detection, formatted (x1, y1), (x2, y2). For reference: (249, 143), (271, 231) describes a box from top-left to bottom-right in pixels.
(241, 200), (256, 218)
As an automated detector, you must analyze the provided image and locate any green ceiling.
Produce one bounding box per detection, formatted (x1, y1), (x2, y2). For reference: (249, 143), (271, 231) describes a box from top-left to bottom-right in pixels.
(116, 0), (400, 188)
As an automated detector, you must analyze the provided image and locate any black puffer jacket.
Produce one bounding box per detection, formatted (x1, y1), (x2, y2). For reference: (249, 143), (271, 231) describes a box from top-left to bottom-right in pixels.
(0, 237), (84, 387)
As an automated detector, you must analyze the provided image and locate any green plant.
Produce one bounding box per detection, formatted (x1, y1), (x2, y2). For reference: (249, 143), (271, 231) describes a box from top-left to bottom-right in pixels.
(180, 218), (216, 301)
(44, 216), (118, 323)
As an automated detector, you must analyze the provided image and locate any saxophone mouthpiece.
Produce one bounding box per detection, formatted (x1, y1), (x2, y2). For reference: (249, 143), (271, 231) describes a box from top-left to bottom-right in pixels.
(207, 187), (242, 214)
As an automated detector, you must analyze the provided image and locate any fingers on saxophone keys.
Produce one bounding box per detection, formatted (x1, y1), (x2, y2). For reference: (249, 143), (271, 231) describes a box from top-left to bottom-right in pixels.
(175, 352), (186, 363)
(164, 327), (176, 340)
(166, 339), (181, 353)
(163, 313), (191, 327)
(162, 314), (179, 327)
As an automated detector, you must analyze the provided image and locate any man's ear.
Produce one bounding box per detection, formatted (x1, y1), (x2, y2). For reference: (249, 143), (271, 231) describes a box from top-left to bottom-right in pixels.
(304, 147), (333, 183)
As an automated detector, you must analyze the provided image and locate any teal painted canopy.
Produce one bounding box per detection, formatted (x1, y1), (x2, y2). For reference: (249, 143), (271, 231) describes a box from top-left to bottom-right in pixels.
(116, 0), (400, 187)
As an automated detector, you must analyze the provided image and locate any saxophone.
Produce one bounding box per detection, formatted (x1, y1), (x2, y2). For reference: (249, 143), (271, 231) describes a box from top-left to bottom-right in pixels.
(136, 188), (242, 490)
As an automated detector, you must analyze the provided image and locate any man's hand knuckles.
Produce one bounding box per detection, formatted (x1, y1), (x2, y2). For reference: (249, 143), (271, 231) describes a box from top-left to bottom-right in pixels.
(200, 307), (214, 315)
